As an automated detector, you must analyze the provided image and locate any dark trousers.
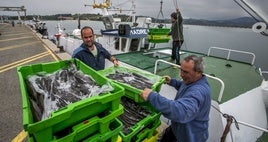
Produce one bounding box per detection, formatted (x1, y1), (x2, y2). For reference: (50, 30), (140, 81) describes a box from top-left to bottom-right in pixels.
(171, 41), (183, 65)
(160, 126), (178, 142)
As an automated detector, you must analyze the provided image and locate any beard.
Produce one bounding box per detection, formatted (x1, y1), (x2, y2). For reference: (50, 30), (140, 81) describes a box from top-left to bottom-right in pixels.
(85, 40), (94, 48)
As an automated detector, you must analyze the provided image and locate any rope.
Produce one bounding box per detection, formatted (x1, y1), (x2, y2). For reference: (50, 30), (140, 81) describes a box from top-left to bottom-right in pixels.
(155, 0), (166, 28)
(220, 114), (240, 142)
(211, 104), (240, 142)
(173, 0), (178, 9)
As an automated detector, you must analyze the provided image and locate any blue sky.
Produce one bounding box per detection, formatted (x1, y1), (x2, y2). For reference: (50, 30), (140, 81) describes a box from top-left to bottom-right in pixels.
(0, 0), (265, 20)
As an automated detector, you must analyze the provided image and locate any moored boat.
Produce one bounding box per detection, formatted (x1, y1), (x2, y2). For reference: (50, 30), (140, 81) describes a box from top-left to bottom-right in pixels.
(50, 0), (268, 141)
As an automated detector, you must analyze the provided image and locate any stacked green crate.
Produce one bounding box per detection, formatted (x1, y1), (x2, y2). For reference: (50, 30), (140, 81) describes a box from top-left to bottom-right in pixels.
(17, 59), (124, 142)
(119, 100), (161, 142)
(147, 28), (170, 43)
(98, 66), (164, 142)
(28, 108), (123, 142)
(141, 130), (160, 142)
(82, 118), (122, 142)
(98, 66), (165, 103)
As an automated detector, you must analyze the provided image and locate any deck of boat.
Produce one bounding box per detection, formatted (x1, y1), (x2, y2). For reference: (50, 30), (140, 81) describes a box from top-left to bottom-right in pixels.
(114, 48), (263, 104)
(1, 22), (265, 141)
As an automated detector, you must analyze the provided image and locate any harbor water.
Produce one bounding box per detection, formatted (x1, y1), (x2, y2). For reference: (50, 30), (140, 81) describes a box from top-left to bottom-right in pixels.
(43, 20), (268, 78)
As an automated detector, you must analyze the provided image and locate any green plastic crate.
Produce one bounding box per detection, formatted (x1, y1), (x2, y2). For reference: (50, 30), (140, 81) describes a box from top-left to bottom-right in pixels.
(148, 35), (170, 43)
(135, 120), (161, 142)
(98, 66), (165, 103)
(82, 118), (123, 142)
(141, 129), (160, 142)
(55, 106), (123, 142)
(28, 106), (123, 142)
(148, 28), (170, 35)
(119, 101), (161, 142)
(148, 28), (170, 43)
(17, 59), (124, 142)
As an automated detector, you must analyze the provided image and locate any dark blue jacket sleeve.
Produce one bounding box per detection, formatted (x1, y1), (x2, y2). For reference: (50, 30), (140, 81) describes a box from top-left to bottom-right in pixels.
(147, 80), (209, 123)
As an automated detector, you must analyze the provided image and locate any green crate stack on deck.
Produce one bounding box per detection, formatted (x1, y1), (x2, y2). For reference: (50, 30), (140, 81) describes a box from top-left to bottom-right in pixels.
(147, 28), (170, 43)
(17, 59), (125, 142)
(98, 66), (165, 142)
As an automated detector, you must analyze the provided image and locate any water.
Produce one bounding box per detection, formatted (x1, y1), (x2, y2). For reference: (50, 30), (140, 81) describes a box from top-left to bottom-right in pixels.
(43, 20), (268, 77)
(44, 20), (105, 36)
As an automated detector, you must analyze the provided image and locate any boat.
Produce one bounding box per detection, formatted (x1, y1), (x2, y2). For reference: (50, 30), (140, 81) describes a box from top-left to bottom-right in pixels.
(54, 0), (153, 55)
(28, 16), (49, 39)
(49, 0), (268, 141)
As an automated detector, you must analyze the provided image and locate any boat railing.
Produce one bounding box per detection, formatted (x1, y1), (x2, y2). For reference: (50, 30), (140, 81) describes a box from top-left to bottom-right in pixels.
(257, 68), (268, 81)
(237, 120), (268, 133)
(226, 120), (268, 142)
(260, 69), (268, 79)
(154, 59), (225, 103)
(207, 46), (256, 65)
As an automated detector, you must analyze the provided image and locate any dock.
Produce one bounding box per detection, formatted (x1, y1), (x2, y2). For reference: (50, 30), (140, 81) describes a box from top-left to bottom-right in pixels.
(0, 22), (168, 142)
(0, 23), (70, 141)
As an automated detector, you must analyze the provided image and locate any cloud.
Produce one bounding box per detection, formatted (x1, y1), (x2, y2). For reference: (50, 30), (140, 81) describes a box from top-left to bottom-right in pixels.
(0, 0), (257, 20)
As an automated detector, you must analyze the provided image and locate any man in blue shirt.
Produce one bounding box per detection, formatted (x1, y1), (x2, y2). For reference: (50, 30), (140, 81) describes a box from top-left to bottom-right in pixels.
(72, 26), (119, 71)
(141, 55), (211, 142)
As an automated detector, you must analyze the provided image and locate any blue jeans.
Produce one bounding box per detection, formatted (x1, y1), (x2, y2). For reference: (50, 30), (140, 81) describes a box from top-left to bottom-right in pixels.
(171, 41), (183, 65)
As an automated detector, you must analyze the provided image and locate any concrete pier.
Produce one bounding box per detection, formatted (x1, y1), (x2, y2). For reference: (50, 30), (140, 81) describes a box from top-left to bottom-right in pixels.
(0, 23), (70, 141)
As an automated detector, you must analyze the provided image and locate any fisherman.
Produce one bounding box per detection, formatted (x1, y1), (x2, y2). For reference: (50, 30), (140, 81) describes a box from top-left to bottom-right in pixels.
(11, 20), (15, 27)
(72, 26), (119, 70)
(168, 7), (184, 66)
(141, 55), (211, 142)
(41, 23), (48, 38)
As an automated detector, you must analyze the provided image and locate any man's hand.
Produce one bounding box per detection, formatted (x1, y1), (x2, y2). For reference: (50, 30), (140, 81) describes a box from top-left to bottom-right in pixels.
(163, 75), (171, 84)
(110, 56), (119, 66)
(113, 59), (119, 66)
(176, 8), (180, 13)
(140, 88), (152, 101)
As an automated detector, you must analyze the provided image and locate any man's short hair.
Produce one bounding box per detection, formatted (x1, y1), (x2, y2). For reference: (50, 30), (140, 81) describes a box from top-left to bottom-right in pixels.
(171, 12), (177, 20)
(184, 55), (204, 72)
(81, 26), (94, 37)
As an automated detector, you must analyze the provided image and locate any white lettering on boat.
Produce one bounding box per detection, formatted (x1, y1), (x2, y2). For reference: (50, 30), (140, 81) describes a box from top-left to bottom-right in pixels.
(130, 29), (148, 35)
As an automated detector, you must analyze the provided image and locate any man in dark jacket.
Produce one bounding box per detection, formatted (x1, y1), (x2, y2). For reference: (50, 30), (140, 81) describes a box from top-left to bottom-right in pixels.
(141, 55), (211, 142)
(72, 26), (118, 70)
(168, 8), (184, 66)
